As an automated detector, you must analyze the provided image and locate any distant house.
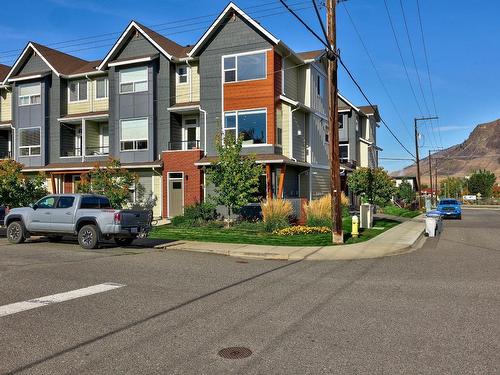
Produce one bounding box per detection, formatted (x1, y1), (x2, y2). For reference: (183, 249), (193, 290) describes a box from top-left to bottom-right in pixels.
(394, 176), (418, 191)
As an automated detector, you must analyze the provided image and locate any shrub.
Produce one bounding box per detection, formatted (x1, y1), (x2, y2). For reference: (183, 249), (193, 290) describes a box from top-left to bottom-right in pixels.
(273, 226), (330, 236)
(171, 201), (218, 227)
(261, 199), (293, 232)
(305, 193), (349, 227)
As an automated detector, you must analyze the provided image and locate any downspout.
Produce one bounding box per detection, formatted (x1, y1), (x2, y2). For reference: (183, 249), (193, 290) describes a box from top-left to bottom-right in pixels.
(200, 108), (207, 156)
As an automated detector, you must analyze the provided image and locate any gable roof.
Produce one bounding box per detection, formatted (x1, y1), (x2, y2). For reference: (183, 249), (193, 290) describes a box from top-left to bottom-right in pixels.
(359, 105), (381, 122)
(98, 21), (189, 69)
(188, 2), (280, 57)
(3, 42), (94, 82)
(297, 49), (325, 61)
(0, 64), (10, 82)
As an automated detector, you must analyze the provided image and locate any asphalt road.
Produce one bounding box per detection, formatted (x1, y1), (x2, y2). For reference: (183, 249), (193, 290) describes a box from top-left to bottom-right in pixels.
(0, 209), (499, 374)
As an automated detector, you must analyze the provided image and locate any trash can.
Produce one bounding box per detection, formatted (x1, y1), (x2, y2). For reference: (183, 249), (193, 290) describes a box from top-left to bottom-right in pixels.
(425, 210), (442, 237)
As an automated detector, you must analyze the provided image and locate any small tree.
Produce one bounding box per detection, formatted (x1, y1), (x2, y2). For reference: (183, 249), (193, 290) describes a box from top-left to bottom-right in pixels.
(396, 180), (416, 207)
(0, 159), (48, 208)
(206, 133), (262, 217)
(440, 177), (465, 198)
(467, 169), (496, 198)
(347, 167), (397, 207)
(77, 159), (140, 208)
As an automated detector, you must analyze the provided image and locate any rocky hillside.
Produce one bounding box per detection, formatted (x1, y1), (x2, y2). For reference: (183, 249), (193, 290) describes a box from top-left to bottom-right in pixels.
(393, 119), (500, 184)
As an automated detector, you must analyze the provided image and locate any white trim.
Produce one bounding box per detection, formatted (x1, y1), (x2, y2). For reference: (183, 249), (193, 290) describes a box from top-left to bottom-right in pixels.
(182, 115), (200, 150)
(176, 64), (190, 85)
(188, 2), (279, 57)
(98, 22), (174, 70)
(8, 73), (48, 83)
(108, 55), (156, 67)
(167, 172), (184, 218)
(3, 43), (61, 83)
(222, 49), (269, 84)
(119, 117), (149, 152)
(223, 108), (268, 145)
(57, 113), (109, 122)
(338, 92), (360, 113)
(359, 137), (373, 145)
(339, 143), (349, 163)
(167, 104), (200, 113)
(22, 163), (162, 173)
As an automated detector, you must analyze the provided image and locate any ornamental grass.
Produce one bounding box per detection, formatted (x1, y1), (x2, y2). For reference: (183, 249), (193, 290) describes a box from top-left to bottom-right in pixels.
(260, 199), (293, 232)
(305, 193), (349, 227)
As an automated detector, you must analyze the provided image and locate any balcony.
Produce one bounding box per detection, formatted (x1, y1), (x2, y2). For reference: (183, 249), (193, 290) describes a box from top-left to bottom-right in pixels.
(60, 121), (109, 159)
(0, 129), (12, 159)
(168, 140), (200, 151)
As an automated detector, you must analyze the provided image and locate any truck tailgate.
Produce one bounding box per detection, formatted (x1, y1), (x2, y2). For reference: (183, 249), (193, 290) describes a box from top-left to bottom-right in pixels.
(119, 210), (152, 228)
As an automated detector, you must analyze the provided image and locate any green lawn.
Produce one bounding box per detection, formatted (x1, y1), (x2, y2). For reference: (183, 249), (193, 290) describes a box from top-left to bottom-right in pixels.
(150, 218), (400, 247)
(380, 205), (421, 218)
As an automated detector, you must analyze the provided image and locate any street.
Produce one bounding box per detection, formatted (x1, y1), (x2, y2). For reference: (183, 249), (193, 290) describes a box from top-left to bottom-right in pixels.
(0, 209), (499, 374)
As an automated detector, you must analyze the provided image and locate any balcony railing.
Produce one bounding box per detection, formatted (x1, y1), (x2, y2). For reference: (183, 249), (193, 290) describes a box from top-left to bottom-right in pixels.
(61, 148), (82, 157)
(168, 140), (200, 151)
(86, 146), (110, 156)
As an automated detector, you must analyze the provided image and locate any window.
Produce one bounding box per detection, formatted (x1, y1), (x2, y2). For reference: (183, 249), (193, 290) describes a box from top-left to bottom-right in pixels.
(99, 197), (112, 208)
(317, 74), (325, 98)
(323, 121), (329, 144)
(95, 78), (108, 99)
(56, 196), (75, 209)
(36, 196), (56, 209)
(69, 80), (88, 102)
(18, 82), (41, 106)
(338, 114), (344, 129)
(177, 65), (189, 84)
(80, 196), (99, 209)
(119, 66), (148, 94)
(223, 51), (266, 83)
(224, 110), (267, 145)
(340, 144), (349, 163)
(120, 118), (148, 151)
(19, 128), (41, 156)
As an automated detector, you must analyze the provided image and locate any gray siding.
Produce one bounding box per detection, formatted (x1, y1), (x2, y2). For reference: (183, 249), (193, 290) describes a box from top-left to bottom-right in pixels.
(310, 64), (327, 115)
(292, 110), (306, 162)
(309, 114), (329, 165)
(311, 168), (330, 198)
(198, 13), (273, 156)
(16, 52), (50, 75)
(114, 33), (159, 59)
(283, 167), (299, 198)
(49, 73), (63, 163)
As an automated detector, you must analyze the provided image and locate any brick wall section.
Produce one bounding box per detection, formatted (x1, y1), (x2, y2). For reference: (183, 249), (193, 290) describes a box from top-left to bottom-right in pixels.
(162, 150), (204, 218)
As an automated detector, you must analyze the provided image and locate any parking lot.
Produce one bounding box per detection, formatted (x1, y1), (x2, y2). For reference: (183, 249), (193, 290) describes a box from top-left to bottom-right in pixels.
(0, 209), (499, 374)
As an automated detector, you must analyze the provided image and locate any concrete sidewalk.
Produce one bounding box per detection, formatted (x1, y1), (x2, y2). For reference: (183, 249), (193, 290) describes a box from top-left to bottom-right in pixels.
(155, 215), (426, 261)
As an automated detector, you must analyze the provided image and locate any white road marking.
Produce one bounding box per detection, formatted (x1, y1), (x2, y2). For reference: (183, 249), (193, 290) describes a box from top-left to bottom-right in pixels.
(0, 282), (125, 317)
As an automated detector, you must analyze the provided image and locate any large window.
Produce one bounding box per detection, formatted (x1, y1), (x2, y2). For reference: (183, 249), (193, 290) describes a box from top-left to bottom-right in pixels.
(223, 51), (266, 83)
(19, 127), (41, 156)
(95, 78), (108, 99)
(224, 109), (267, 145)
(69, 80), (88, 102)
(119, 66), (148, 94)
(18, 83), (41, 106)
(340, 144), (349, 163)
(120, 118), (148, 151)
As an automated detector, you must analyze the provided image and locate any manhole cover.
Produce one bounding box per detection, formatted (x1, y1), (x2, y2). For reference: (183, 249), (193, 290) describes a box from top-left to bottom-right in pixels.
(218, 347), (252, 359)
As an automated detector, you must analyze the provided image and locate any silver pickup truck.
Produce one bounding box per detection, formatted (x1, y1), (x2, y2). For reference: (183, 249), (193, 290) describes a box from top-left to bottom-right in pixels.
(4, 194), (152, 249)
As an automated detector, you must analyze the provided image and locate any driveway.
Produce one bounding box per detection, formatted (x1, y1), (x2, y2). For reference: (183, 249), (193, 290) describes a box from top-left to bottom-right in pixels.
(0, 209), (499, 374)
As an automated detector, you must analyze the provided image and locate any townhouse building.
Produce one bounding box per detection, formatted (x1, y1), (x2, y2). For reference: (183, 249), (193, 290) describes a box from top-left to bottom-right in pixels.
(0, 2), (381, 218)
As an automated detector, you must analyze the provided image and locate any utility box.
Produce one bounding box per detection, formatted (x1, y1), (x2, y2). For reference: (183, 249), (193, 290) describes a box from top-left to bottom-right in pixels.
(360, 203), (374, 229)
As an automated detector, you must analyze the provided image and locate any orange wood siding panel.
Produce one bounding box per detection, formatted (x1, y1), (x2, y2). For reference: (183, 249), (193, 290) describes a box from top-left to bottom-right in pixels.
(223, 49), (282, 145)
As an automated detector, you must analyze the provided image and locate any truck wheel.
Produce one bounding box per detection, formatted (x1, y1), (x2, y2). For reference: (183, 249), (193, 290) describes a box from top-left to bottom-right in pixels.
(47, 236), (63, 242)
(78, 225), (99, 249)
(7, 221), (26, 244)
(114, 238), (135, 247)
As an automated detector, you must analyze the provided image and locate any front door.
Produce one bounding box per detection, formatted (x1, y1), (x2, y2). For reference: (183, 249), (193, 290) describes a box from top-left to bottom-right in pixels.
(168, 173), (184, 218)
(182, 117), (199, 150)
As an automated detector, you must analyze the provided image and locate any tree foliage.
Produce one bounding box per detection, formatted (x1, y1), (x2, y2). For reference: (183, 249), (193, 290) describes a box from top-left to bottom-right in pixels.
(396, 180), (416, 207)
(467, 169), (496, 198)
(77, 159), (140, 208)
(347, 167), (397, 207)
(439, 177), (465, 198)
(206, 133), (263, 217)
(0, 159), (48, 208)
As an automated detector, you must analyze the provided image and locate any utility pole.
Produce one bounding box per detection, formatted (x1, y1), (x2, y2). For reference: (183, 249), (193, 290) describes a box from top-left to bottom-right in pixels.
(414, 116), (438, 209)
(327, 0), (343, 244)
(428, 150), (433, 204)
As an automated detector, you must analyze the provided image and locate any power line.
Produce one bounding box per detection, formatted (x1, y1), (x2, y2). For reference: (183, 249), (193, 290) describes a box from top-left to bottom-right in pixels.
(416, 0), (444, 148)
(340, 2), (413, 142)
(398, 0), (440, 149)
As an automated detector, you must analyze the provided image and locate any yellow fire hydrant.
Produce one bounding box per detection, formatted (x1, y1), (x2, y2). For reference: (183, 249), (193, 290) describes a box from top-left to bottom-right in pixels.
(351, 215), (359, 238)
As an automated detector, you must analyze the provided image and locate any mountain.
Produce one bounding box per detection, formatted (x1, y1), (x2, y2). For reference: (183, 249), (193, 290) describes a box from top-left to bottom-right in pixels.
(393, 119), (500, 184)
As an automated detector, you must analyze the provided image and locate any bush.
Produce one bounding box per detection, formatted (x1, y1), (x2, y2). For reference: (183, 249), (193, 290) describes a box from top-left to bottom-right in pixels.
(273, 226), (330, 236)
(171, 201), (218, 227)
(261, 199), (292, 232)
(381, 205), (420, 218)
(305, 193), (349, 227)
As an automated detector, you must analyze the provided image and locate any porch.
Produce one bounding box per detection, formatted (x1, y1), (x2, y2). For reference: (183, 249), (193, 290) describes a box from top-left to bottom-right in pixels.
(0, 126), (12, 159)
(167, 103), (202, 152)
(59, 113), (109, 159)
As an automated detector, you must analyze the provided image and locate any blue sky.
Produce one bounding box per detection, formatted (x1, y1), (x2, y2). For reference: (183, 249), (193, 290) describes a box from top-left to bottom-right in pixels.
(0, 0), (498, 171)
